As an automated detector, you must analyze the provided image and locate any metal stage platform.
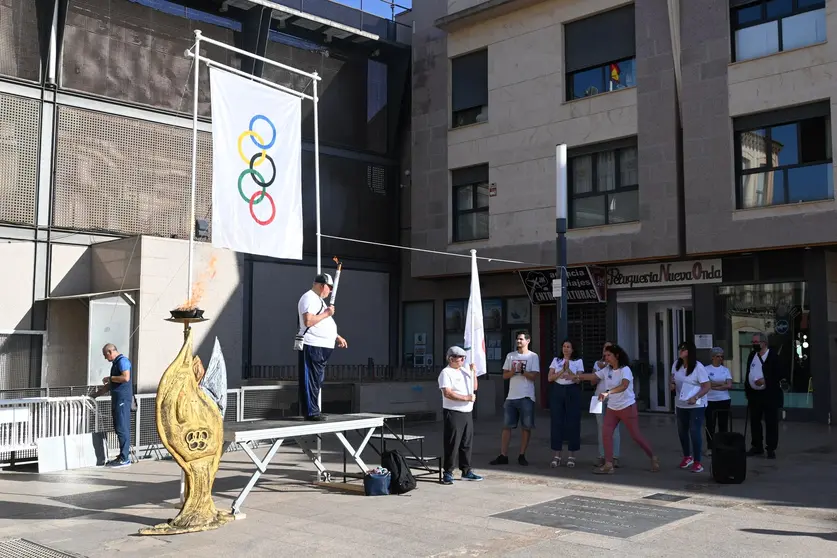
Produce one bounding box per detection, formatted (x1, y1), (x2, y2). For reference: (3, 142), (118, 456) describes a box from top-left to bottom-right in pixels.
(223, 413), (400, 516)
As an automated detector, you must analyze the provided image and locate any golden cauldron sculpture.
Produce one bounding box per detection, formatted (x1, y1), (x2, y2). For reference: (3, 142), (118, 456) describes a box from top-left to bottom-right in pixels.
(138, 308), (232, 536)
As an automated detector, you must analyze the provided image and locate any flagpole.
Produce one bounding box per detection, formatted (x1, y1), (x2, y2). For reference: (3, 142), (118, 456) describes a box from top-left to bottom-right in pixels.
(188, 30), (202, 304)
(470, 249), (477, 392)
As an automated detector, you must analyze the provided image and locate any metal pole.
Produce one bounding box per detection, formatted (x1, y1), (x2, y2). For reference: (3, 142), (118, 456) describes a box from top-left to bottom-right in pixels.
(188, 30), (202, 303)
(555, 144), (568, 351)
(313, 75), (322, 275)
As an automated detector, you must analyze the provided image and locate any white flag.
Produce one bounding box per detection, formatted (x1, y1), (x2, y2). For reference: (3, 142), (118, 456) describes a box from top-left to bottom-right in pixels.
(209, 68), (303, 259)
(464, 251), (487, 377)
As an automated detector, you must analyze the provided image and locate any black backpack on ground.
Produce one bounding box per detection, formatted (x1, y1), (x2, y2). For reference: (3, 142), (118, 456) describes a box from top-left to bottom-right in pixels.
(381, 449), (417, 494)
(710, 407), (747, 485)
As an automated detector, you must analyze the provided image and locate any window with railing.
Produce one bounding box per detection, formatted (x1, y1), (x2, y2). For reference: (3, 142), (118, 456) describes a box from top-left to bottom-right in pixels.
(731, 0), (826, 62)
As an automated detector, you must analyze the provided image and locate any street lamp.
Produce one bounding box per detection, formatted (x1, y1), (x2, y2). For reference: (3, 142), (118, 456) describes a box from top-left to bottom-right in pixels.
(555, 143), (568, 351)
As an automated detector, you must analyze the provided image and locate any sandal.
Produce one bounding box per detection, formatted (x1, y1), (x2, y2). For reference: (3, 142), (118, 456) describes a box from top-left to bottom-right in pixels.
(567, 457), (576, 468)
(550, 457), (561, 468)
(593, 463), (614, 475)
(650, 456), (660, 473)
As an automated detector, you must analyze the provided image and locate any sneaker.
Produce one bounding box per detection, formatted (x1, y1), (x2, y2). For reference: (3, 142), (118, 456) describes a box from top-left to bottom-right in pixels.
(489, 454), (509, 466)
(690, 462), (704, 473)
(441, 472), (454, 485)
(766, 450), (776, 459)
(461, 470), (483, 481)
(594, 457), (605, 467)
(517, 454), (528, 466)
(305, 414), (327, 422)
(679, 456), (694, 469)
(106, 458), (131, 468)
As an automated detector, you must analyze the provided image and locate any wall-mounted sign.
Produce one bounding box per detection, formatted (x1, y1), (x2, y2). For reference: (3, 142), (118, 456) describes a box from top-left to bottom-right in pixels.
(519, 267), (607, 305)
(606, 259), (722, 290)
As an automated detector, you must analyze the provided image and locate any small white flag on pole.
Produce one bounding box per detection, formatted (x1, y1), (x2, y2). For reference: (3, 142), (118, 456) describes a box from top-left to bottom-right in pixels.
(209, 67), (303, 259)
(464, 249), (487, 377)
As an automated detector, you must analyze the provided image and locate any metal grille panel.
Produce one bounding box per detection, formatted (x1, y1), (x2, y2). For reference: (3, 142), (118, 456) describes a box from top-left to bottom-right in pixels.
(242, 388), (296, 420)
(544, 304), (607, 372)
(0, 538), (84, 558)
(0, 93), (40, 226)
(0, 0), (41, 81)
(53, 106), (212, 238)
(367, 165), (386, 195)
(0, 333), (42, 391)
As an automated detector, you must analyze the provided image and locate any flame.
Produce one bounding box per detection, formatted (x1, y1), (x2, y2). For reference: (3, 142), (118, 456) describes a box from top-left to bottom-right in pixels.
(178, 254), (218, 310)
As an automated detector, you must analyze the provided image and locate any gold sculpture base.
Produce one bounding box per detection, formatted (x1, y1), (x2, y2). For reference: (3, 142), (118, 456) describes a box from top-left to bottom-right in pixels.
(138, 323), (231, 536)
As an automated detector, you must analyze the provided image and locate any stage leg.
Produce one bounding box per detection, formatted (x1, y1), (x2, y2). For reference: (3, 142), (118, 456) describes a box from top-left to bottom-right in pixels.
(231, 439), (284, 516)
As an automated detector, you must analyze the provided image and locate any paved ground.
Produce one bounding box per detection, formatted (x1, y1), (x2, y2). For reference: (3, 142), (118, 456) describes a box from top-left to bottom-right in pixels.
(1, 412), (836, 557)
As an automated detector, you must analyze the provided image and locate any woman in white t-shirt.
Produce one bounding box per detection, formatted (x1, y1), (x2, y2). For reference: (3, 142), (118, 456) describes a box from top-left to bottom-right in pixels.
(576, 344), (659, 475)
(704, 346), (733, 453)
(670, 341), (712, 473)
(547, 340), (584, 468)
(591, 342), (621, 468)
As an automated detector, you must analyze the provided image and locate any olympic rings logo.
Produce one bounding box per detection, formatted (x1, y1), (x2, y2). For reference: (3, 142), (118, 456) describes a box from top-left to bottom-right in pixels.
(237, 115), (277, 226)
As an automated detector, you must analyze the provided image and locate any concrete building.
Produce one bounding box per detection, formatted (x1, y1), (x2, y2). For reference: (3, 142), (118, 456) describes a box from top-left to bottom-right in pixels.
(0, 0), (411, 394)
(404, 0), (837, 422)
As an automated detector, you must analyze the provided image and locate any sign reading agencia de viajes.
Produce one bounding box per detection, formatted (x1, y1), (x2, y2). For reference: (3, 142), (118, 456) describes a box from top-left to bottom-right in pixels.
(606, 259), (723, 290)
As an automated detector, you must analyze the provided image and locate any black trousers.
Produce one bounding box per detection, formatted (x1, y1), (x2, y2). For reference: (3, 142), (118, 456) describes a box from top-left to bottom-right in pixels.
(749, 396), (779, 452)
(443, 409), (473, 475)
(704, 399), (731, 450)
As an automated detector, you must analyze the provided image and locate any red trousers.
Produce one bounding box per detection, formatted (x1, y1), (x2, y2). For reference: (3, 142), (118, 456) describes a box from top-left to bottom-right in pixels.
(602, 403), (653, 462)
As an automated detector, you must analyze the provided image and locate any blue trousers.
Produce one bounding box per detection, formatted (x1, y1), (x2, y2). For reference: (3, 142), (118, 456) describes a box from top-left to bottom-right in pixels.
(549, 383), (581, 452)
(676, 407), (705, 463)
(111, 396), (131, 461)
(298, 344), (333, 417)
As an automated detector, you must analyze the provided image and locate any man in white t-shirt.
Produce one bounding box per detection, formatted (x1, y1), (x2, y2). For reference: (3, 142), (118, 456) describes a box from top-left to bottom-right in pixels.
(438, 346), (483, 485)
(489, 331), (540, 467)
(296, 274), (348, 422)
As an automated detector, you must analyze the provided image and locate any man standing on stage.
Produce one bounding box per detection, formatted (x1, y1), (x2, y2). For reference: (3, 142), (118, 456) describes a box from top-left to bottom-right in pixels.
(745, 332), (784, 459)
(297, 273), (348, 421)
(95, 343), (133, 468)
(439, 346), (483, 485)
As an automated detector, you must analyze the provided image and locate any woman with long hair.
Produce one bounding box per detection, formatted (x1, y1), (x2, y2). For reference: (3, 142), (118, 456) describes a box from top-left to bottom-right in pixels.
(591, 341), (621, 468)
(670, 341), (712, 473)
(575, 344), (659, 475)
(547, 339), (584, 468)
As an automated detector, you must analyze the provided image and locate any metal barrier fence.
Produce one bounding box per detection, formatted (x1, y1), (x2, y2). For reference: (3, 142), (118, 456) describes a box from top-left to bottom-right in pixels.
(245, 364), (438, 383)
(0, 396), (96, 462)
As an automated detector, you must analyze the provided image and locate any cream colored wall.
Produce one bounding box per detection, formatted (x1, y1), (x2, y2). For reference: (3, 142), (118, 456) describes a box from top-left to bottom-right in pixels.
(91, 237), (142, 293)
(135, 237), (243, 393)
(49, 244), (91, 296)
(0, 241), (35, 330)
(445, 0), (638, 249)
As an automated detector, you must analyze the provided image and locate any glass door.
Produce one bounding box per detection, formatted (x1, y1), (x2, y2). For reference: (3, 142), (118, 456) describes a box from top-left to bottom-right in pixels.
(647, 303), (691, 412)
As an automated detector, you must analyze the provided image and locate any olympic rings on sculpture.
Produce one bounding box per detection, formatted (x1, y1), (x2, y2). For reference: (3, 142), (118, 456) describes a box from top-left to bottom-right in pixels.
(236, 114), (278, 226)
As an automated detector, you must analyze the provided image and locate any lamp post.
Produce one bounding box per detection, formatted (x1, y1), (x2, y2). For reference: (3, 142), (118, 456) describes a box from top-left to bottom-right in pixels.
(555, 144), (568, 352)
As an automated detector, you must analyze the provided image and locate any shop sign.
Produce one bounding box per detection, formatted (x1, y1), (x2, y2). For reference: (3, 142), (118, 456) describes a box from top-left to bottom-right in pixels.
(607, 259), (723, 290)
(519, 267), (607, 305)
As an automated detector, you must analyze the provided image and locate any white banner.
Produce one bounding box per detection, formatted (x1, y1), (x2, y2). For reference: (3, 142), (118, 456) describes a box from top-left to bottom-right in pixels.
(209, 68), (303, 259)
(464, 252), (487, 377)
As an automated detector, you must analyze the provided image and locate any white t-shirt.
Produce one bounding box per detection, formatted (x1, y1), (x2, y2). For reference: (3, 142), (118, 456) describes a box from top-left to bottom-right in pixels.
(705, 365), (732, 402)
(502, 351), (540, 401)
(748, 350), (768, 391)
(438, 366), (474, 413)
(593, 361), (609, 396)
(297, 290), (338, 349)
(672, 361), (710, 409)
(549, 357), (585, 385)
(595, 366), (636, 411)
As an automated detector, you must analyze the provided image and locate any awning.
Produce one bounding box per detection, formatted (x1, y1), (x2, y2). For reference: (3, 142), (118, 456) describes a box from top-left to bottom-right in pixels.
(47, 289), (138, 302)
(229, 0), (381, 42)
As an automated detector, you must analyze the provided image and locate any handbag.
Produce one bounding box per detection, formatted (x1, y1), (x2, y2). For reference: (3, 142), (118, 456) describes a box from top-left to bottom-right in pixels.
(294, 300), (326, 351)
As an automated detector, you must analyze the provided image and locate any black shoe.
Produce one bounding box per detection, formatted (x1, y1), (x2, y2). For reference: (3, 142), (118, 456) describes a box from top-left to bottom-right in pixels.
(766, 450), (776, 459)
(489, 454), (508, 465)
(518, 454), (528, 466)
(746, 448), (763, 457)
(306, 414), (327, 422)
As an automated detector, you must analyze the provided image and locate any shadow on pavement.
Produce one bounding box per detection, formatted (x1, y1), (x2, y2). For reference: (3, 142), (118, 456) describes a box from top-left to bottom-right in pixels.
(740, 528), (837, 542)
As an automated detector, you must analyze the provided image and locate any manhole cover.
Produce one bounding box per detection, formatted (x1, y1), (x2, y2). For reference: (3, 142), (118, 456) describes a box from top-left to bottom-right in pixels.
(492, 495), (699, 538)
(643, 493), (690, 503)
(0, 539), (86, 558)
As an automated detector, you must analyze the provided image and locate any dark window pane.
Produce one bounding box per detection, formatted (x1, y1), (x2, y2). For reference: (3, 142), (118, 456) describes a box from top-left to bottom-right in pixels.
(607, 191), (638, 223)
(787, 163), (833, 203)
(572, 155), (593, 194)
(797, 0), (824, 9)
(766, 0), (793, 18)
(452, 50), (488, 112)
(573, 196), (606, 227)
(570, 67), (605, 99)
(453, 106), (487, 128)
(770, 123), (799, 167)
(735, 5), (764, 26)
(456, 211), (489, 241)
(476, 184), (490, 209)
(619, 147), (639, 185)
(456, 185), (474, 211)
(741, 170), (785, 208)
(739, 129), (769, 169)
(596, 151), (616, 191)
(799, 117), (829, 163)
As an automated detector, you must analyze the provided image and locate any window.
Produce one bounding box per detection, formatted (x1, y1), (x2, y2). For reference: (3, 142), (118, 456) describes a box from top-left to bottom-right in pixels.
(451, 50), (488, 128)
(403, 301), (434, 367)
(568, 141), (639, 228)
(564, 5), (636, 101)
(452, 164), (489, 242)
(734, 102), (833, 209)
(731, 0), (826, 62)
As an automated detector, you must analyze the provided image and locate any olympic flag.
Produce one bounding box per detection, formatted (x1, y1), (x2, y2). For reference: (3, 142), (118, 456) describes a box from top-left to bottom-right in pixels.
(464, 250), (487, 377)
(209, 67), (303, 259)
